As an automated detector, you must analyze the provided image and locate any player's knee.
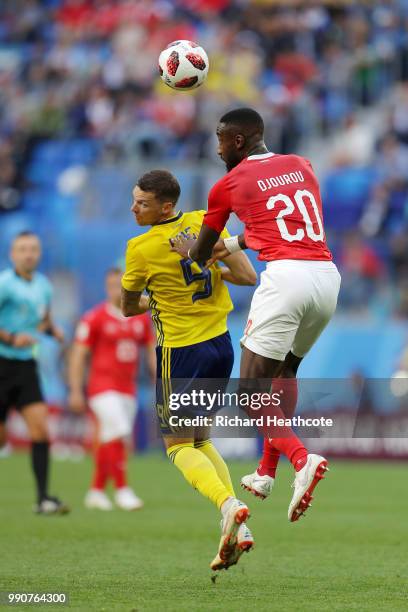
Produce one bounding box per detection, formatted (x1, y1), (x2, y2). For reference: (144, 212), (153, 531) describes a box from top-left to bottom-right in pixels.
(30, 425), (49, 442)
(23, 409), (49, 441)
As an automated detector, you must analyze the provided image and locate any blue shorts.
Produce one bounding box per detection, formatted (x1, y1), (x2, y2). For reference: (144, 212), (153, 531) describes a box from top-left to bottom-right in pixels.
(156, 332), (234, 434)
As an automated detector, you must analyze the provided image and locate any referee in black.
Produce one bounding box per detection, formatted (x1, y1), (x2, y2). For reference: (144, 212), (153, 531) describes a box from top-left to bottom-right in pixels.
(0, 231), (69, 514)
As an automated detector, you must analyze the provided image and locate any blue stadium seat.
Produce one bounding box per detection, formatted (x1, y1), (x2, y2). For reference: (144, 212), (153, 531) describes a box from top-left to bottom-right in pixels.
(32, 139), (99, 166)
(26, 160), (66, 186)
(323, 166), (378, 230)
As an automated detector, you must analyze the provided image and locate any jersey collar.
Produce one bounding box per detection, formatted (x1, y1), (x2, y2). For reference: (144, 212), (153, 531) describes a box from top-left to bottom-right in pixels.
(156, 211), (183, 225)
(13, 269), (35, 283)
(106, 302), (125, 320)
(247, 152), (275, 161)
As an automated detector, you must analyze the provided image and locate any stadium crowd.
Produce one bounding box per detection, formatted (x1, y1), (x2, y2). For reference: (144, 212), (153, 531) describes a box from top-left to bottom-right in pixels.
(1, 0), (408, 318)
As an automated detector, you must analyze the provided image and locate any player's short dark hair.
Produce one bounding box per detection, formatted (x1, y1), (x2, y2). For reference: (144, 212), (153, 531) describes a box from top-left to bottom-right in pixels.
(14, 230), (37, 240)
(105, 267), (122, 277)
(219, 108), (264, 135)
(137, 170), (180, 205)
(12, 231), (38, 245)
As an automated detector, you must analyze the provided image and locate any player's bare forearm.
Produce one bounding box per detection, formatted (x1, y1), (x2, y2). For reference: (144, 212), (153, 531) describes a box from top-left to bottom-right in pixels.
(38, 312), (52, 334)
(121, 288), (149, 317)
(238, 234), (247, 250)
(67, 343), (89, 393)
(220, 251), (257, 286)
(67, 343), (89, 412)
(0, 328), (14, 345)
(38, 310), (65, 342)
(205, 234), (248, 268)
(189, 225), (220, 263)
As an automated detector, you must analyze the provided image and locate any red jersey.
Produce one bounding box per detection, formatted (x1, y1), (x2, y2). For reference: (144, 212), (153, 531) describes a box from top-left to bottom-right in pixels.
(204, 152), (332, 262)
(75, 303), (155, 397)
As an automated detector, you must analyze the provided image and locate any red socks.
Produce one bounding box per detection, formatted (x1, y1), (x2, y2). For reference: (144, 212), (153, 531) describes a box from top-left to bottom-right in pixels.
(108, 439), (127, 489)
(257, 377), (307, 476)
(257, 438), (280, 478)
(274, 377), (298, 421)
(266, 436), (308, 472)
(91, 439), (127, 490)
(92, 443), (110, 490)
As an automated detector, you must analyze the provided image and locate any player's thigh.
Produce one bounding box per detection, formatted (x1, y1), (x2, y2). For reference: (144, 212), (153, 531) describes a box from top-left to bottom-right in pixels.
(240, 346), (283, 380)
(89, 391), (134, 443)
(155, 346), (176, 435)
(21, 402), (49, 441)
(204, 332), (234, 379)
(122, 394), (137, 429)
(292, 267), (341, 358)
(155, 339), (231, 437)
(240, 266), (303, 363)
(157, 334), (233, 381)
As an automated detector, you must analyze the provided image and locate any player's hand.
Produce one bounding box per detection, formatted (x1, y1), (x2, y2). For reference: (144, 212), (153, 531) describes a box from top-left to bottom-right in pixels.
(12, 333), (36, 348)
(169, 234), (196, 259)
(68, 390), (87, 413)
(52, 326), (65, 344)
(205, 239), (230, 268)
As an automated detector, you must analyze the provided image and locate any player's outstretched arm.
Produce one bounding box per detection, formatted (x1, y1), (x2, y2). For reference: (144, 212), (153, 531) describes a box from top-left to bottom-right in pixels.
(189, 224), (221, 263)
(219, 251), (257, 286)
(170, 225), (220, 264)
(205, 234), (247, 267)
(121, 288), (150, 317)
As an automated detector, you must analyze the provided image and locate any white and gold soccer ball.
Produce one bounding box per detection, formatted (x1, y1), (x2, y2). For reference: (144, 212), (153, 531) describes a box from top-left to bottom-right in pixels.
(158, 40), (209, 91)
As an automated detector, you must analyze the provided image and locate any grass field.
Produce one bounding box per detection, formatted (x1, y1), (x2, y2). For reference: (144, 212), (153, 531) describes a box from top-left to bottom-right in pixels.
(0, 453), (407, 612)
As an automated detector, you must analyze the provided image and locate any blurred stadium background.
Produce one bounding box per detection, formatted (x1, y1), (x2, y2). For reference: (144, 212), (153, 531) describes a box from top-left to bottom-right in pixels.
(1, 0), (408, 459)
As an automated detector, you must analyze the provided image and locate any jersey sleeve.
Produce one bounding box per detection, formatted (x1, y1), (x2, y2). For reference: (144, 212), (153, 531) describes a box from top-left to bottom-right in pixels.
(203, 177), (232, 234)
(75, 311), (99, 348)
(122, 240), (148, 292)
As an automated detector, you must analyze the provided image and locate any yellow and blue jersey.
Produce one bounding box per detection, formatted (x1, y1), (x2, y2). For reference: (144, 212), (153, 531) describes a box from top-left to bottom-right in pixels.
(122, 210), (233, 348)
(0, 268), (52, 360)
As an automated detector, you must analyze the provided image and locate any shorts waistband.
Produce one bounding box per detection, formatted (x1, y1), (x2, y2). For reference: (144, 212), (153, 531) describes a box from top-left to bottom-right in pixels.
(0, 355), (36, 364)
(265, 259), (338, 271)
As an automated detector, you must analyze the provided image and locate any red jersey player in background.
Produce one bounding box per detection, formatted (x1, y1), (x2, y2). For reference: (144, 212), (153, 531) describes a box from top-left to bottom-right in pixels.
(68, 268), (155, 511)
(172, 108), (341, 523)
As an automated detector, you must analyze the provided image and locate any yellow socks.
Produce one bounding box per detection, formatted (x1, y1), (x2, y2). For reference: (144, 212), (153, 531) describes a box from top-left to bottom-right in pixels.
(194, 439), (235, 498)
(167, 442), (232, 509)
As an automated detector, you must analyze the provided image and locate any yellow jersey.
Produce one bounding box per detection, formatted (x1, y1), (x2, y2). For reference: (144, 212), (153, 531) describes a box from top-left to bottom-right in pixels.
(122, 210), (233, 348)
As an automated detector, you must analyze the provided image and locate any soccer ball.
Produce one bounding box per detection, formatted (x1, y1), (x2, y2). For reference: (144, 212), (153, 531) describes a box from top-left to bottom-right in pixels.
(158, 40), (209, 91)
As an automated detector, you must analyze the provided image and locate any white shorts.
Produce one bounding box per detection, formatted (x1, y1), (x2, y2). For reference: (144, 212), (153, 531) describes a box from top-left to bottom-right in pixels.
(88, 391), (137, 443)
(241, 259), (341, 361)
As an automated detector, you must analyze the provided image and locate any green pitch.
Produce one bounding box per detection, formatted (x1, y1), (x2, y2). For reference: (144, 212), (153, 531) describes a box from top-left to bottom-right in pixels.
(0, 453), (406, 611)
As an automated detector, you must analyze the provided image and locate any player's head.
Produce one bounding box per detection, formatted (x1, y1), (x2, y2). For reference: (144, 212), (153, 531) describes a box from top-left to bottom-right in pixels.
(132, 170), (181, 226)
(105, 267), (123, 307)
(10, 231), (41, 275)
(217, 108), (265, 171)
